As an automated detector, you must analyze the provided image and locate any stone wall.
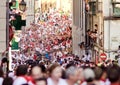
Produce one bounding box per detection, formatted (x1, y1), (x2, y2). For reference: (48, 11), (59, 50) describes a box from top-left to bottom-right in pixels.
(72, 0), (86, 57)
(25, 0), (34, 26)
(0, 0), (7, 55)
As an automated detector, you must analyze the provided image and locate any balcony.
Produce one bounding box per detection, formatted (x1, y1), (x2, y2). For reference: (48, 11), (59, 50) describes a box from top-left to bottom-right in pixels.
(89, 0), (97, 3)
(111, 0), (120, 4)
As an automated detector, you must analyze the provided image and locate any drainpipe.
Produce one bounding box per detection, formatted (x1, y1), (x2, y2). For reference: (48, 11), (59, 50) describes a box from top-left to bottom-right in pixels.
(6, 0), (9, 51)
(108, 7), (111, 58)
(34, 0), (35, 23)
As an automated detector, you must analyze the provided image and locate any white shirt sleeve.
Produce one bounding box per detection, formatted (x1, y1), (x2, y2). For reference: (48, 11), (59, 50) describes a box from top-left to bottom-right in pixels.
(13, 77), (27, 85)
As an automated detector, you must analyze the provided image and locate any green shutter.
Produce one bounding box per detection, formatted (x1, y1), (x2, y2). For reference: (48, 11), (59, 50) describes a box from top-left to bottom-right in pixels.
(11, 0), (19, 9)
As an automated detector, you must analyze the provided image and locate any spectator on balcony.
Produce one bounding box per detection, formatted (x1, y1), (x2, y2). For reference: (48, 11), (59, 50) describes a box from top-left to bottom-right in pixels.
(85, 29), (91, 49)
(85, 52), (91, 62)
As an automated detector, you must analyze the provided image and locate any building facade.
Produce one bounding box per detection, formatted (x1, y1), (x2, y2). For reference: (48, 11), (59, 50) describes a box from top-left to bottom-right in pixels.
(72, 0), (120, 62)
(86, 0), (104, 62)
(0, 0), (7, 56)
(103, 0), (120, 59)
(25, 0), (34, 26)
(72, 0), (86, 57)
(87, 0), (120, 61)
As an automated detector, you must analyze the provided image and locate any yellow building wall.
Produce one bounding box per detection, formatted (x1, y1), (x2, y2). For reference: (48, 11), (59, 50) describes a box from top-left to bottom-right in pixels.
(40, 0), (71, 12)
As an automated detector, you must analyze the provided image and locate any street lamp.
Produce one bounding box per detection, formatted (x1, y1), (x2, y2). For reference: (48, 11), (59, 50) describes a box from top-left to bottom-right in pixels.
(19, 0), (26, 12)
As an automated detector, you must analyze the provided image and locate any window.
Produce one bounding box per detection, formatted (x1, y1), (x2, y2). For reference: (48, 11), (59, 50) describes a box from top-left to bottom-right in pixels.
(89, 1), (97, 15)
(112, 0), (120, 17)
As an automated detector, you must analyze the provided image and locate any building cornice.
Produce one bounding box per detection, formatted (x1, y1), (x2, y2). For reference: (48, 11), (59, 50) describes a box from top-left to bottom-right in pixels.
(104, 16), (120, 20)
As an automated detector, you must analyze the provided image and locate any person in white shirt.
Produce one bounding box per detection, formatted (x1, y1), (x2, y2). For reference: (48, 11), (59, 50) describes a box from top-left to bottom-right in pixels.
(47, 63), (67, 85)
(85, 52), (91, 62)
(81, 55), (87, 62)
(13, 65), (34, 85)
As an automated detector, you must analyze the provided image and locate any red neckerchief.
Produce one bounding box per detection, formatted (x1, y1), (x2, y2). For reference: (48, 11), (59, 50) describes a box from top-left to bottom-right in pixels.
(100, 78), (106, 82)
(20, 75), (35, 84)
(79, 80), (85, 85)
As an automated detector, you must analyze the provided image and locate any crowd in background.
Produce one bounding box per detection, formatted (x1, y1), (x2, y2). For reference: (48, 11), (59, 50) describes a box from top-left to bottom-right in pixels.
(11, 9), (73, 67)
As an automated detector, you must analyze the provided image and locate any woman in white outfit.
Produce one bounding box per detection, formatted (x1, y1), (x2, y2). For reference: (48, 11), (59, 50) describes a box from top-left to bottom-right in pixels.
(47, 63), (67, 85)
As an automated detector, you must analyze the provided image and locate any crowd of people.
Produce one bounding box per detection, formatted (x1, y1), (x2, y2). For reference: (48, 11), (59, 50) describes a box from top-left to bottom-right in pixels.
(3, 4), (119, 85)
(11, 10), (72, 65)
(0, 57), (120, 85)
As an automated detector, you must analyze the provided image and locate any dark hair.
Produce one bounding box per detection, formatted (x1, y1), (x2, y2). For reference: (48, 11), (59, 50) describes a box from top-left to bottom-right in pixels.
(86, 78), (94, 82)
(94, 67), (103, 80)
(2, 58), (8, 63)
(101, 65), (107, 72)
(87, 29), (90, 32)
(16, 65), (28, 76)
(35, 77), (47, 85)
(39, 64), (46, 73)
(2, 77), (13, 85)
(66, 62), (75, 69)
(61, 69), (66, 79)
(94, 24), (98, 27)
(107, 65), (120, 83)
(22, 84), (29, 85)
(118, 45), (120, 49)
(0, 67), (4, 77)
